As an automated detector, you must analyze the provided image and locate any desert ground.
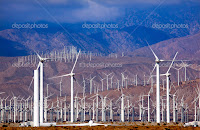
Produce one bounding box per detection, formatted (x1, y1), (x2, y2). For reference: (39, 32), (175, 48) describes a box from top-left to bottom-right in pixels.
(0, 122), (198, 130)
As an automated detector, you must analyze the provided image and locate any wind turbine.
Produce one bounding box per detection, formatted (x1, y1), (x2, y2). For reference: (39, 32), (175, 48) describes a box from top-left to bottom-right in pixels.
(143, 87), (153, 122)
(192, 85), (200, 122)
(103, 72), (113, 90)
(116, 89), (125, 122)
(88, 87), (100, 122)
(88, 75), (96, 94)
(172, 66), (183, 86)
(110, 75), (114, 89)
(50, 50), (80, 122)
(99, 76), (105, 92)
(160, 52), (178, 123)
(35, 51), (52, 124)
(147, 41), (164, 123)
(181, 61), (190, 82)
(44, 93), (54, 122)
(173, 90), (178, 122)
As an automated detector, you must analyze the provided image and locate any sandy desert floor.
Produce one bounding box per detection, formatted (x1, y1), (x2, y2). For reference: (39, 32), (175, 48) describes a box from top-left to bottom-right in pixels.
(0, 122), (198, 130)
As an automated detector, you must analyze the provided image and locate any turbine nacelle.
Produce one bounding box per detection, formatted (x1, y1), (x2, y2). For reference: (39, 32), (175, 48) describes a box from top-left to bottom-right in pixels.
(35, 51), (51, 63)
(156, 59), (164, 63)
(40, 58), (50, 63)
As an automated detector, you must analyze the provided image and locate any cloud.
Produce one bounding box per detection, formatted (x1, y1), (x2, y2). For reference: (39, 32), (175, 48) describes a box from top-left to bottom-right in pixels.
(0, 0), (199, 24)
(71, 0), (123, 22)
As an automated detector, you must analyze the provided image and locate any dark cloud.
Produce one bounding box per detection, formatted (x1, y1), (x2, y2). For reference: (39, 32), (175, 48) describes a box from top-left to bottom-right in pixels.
(0, 0), (199, 24)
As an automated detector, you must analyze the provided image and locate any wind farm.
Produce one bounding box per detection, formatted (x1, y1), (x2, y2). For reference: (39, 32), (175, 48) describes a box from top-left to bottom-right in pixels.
(0, 0), (200, 129)
(0, 45), (199, 129)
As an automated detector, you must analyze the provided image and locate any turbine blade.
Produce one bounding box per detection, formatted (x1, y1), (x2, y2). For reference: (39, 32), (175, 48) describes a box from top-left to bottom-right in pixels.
(11, 91), (14, 97)
(36, 62), (41, 70)
(5, 96), (9, 100)
(34, 51), (42, 60)
(147, 64), (156, 82)
(160, 74), (166, 76)
(105, 91), (111, 97)
(92, 76), (96, 80)
(71, 50), (81, 73)
(166, 52), (178, 73)
(145, 40), (159, 61)
(49, 73), (71, 79)
(28, 77), (34, 91)
(44, 58), (51, 60)
(159, 59), (165, 62)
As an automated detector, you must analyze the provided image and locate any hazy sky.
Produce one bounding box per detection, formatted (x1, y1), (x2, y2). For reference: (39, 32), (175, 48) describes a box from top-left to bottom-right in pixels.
(0, 0), (199, 24)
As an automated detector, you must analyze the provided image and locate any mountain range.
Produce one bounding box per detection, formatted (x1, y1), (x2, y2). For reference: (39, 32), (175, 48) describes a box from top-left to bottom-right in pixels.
(0, 1), (199, 56)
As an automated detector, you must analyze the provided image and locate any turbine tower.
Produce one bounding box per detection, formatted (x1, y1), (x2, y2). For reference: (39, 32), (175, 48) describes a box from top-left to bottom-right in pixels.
(34, 69), (39, 127)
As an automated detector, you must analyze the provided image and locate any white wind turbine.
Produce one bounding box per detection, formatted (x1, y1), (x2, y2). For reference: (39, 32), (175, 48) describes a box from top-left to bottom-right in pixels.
(143, 87), (153, 122)
(181, 61), (190, 82)
(116, 89), (125, 122)
(147, 42), (164, 123)
(35, 51), (52, 124)
(173, 90), (178, 122)
(99, 76), (105, 92)
(160, 52), (178, 123)
(88, 88), (100, 121)
(110, 75), (114, 89)
(44, 93), (54, 122)
(100, 93), (110, 122)
(88, 75), (96, 94)
(103, 72), (113, 90)
(50, 50), (80, 122)
(172, 66), (183, 86)
(192, 85), (200, 121)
